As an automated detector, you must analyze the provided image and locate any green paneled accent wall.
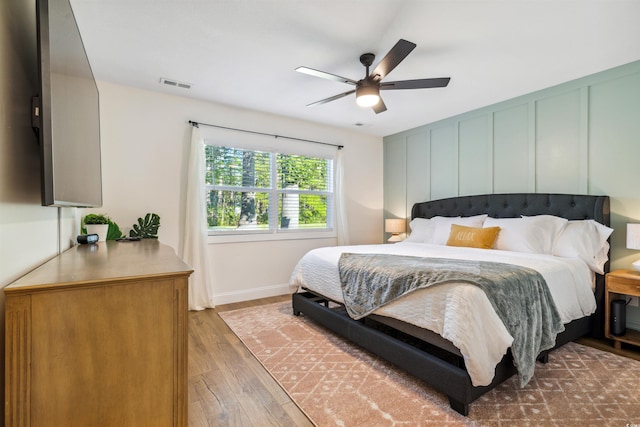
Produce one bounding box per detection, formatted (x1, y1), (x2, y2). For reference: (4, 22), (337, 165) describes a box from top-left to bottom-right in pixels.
(535, 90), (583, 193)
(493, 103), (531, 192)
(430, 125), (458, 200)
(383, 135), (407, 221)
(459, 115), (492, 196)
(405, 133), (429, 217)
(383, 59), (640, 329)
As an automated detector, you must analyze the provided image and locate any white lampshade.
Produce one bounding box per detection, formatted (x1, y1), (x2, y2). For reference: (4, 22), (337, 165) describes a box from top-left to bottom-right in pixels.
(385, 218), (406, 242)
(627, 224), (640, 250)
(627, 224), (640, 271)
(356, 81), (380, 107)
(356, 93), (380, 107)
(385, 218), (406, 233)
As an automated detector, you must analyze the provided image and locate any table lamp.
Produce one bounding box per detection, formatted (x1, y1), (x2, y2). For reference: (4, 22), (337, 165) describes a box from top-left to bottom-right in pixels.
(627, 223), (640, 271)
(385, 218), (406, 243)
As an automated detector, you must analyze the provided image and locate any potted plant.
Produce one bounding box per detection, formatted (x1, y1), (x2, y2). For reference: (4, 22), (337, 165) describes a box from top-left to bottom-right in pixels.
(83, 214), (110, 242)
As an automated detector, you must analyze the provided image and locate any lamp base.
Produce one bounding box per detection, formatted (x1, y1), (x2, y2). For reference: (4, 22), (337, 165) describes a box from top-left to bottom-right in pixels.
(387, 233), (403, 243)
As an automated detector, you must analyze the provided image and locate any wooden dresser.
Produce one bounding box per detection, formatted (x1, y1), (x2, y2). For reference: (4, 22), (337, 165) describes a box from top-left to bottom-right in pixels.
(4, 240), (192, 427)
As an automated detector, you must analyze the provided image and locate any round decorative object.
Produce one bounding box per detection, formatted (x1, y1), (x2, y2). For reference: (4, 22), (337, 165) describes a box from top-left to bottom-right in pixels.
(633, 259), (640, 272)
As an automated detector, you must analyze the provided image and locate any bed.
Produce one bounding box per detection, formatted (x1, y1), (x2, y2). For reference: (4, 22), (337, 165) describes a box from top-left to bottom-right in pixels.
(290, 193), (611, 415)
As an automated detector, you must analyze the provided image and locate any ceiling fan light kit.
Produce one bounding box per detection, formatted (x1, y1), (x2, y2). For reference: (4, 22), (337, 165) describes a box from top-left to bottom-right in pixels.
(356, 80), (380, 107)
(296, 39), (451, 114)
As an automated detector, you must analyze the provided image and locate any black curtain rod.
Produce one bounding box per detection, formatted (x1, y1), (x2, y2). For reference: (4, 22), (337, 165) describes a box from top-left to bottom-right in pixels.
(188, 120), (343, 149)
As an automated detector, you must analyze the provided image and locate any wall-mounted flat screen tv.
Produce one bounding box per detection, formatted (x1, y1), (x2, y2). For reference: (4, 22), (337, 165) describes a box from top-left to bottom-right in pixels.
(34, 0), (102, 207)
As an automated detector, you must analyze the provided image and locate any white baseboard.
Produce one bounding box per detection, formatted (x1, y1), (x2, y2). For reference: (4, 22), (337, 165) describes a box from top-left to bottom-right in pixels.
(213, 283), (292, 306)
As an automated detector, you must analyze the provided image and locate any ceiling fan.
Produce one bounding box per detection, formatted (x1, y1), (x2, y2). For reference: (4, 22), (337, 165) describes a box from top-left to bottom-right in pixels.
(296, 39), (451, 114)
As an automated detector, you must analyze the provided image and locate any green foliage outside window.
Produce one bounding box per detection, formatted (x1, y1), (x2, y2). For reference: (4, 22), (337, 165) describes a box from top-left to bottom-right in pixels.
(205, 146), (332, 231)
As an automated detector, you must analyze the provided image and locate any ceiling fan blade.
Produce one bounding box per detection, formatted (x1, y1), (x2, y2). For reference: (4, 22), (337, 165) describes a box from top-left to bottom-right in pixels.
(295, 67), (357, 85)
(370, 39), (416, 80)
(306, 89), (356, 107)
(372, 98), (387, 114)
(381, 77), (451, 90)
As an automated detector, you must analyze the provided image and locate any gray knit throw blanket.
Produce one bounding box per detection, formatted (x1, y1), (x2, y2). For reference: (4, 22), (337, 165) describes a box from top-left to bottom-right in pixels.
(338, 253), (565, 387)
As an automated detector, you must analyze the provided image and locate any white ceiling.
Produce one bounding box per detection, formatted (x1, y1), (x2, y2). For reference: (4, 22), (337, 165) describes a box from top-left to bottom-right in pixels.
(70, 0), (640, 137)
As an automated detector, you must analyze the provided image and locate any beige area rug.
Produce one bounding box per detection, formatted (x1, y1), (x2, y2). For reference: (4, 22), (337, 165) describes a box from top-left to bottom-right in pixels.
(219, 302), (640, 427)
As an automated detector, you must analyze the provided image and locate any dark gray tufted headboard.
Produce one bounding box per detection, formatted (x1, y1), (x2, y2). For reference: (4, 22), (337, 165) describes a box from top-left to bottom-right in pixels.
(412, 193), (610, 225)
(411, 192), (610, 338)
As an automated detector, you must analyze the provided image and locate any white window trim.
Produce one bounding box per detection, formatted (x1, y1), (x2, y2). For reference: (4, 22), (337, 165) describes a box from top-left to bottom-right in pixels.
(207, 228), (337, 244)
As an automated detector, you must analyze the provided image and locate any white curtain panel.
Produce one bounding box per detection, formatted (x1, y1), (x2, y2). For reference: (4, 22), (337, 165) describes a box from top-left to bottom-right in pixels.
(180, 126), (215, 310)
(335, 149), (350, 246)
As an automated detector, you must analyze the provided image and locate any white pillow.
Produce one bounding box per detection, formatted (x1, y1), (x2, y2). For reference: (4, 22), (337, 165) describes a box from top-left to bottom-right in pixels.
(430, 214), (488, 245)
(553, 220), (613, 274)
(484, 215), (567, 254)
(521, 215), (569, 253)
(405, 218), (433, 243)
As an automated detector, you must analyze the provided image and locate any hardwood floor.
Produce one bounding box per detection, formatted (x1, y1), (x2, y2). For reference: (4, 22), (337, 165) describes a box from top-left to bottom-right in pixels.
(188, 295), (313, 427)
(576, 335), (640, 361)
(188, 294), (640, 426)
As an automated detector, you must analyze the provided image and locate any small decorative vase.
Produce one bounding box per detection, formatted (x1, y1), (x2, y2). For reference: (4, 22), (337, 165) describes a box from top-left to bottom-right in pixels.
(85, 224), (109, 242)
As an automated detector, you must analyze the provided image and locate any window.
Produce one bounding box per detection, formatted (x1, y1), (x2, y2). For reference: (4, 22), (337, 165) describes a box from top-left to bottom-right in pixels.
(205, 145), (334, 235)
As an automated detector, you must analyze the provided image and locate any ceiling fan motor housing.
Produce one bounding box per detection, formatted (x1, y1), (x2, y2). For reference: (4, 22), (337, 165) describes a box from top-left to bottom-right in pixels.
(359, 53), (375, 68)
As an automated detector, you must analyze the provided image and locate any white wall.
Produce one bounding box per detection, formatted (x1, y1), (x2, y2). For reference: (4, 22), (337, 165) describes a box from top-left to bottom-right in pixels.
(91, 81), (383, 304)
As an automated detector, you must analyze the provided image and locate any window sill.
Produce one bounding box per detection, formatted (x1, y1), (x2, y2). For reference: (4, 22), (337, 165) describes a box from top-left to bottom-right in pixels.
(207, 230), (337, 244)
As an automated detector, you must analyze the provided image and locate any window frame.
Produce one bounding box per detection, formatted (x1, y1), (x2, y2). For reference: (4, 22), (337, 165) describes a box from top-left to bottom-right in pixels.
(205, 144), (337, 243)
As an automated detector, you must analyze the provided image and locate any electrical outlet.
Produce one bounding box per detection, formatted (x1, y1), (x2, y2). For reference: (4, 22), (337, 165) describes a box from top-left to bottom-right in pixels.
(629, 296), (640, 307)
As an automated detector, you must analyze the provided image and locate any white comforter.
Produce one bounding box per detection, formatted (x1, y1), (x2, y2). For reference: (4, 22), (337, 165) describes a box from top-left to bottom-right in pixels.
(289, 241), (597, 386)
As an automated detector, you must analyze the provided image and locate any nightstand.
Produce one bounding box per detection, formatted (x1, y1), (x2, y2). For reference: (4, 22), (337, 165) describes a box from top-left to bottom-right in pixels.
(605, 269), (640, 349)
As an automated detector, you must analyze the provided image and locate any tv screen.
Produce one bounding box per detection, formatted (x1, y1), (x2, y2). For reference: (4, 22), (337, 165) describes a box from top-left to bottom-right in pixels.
(35, 0), (102, 207)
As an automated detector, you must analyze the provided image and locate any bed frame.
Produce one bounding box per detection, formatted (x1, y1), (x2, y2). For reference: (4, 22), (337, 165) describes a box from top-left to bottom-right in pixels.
(292, 193), (610, 416)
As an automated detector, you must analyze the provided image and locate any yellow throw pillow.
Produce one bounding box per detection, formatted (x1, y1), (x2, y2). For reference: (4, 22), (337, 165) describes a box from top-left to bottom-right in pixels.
(446, 224), (501, 249)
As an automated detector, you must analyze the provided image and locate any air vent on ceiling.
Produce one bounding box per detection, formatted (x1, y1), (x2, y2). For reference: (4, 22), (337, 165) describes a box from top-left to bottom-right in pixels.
(159, 77), (192, 90)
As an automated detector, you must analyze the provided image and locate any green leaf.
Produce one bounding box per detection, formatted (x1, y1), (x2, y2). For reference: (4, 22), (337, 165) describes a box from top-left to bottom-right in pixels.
(83, 213), (110, 224)
(129, 213), (161, 239)
(106, 219), (124, 240)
